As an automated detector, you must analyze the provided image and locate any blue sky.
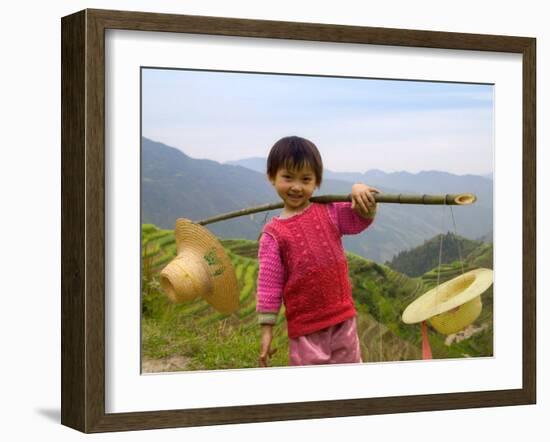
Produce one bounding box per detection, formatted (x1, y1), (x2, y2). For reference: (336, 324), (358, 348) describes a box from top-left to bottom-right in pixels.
(142, 68), (494, 175)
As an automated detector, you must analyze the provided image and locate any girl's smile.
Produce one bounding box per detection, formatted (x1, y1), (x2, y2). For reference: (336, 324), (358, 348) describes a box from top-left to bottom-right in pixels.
(269, 165), (318, 215)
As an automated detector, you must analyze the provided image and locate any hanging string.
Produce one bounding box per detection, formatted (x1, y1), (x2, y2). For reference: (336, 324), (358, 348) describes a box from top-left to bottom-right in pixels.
(435, 198), (447, 304)
(450, 206), (466, 278)
(422, 196), (470, 360)
(424, 198), (447, 360)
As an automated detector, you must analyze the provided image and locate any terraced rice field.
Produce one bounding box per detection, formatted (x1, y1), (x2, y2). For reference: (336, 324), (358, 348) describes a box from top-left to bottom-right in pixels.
(141, 224), (290, 371)
(141, 223), (492, 372)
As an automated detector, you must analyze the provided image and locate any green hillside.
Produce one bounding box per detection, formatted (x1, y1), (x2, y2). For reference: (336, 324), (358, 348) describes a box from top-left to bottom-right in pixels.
(385, 232), (483, 277)
(417, 242), (494, 358)
(141, 137), (493, 263)
(141, 224), (493, 372)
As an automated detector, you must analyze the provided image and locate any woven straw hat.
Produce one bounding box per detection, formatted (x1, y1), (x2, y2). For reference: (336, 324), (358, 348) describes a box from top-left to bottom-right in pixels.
(402, 268), (493, 335)
(159, 218), (239, 314)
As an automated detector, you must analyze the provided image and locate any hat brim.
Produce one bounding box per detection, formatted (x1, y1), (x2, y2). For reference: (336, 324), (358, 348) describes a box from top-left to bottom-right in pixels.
(402, 268), (493, 324)
(174, 219), (239, 314)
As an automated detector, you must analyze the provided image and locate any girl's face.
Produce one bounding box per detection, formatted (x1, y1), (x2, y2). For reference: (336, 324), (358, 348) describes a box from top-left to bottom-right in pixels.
(269, 165), (318, 214)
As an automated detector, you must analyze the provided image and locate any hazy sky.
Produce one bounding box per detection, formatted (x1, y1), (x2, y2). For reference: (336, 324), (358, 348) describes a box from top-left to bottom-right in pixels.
(142, 68), (494, 175)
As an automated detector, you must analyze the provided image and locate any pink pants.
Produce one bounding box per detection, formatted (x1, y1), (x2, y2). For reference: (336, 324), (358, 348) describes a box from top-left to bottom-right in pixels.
(289, 317), (362, 366)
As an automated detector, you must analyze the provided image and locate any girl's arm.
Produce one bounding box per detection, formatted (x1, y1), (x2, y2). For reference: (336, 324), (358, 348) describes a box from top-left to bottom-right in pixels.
(329, 201), (376, 235)
(256, 233), (283, 367)
(259, 324), (277, 367)
(256, 232), (284, 324)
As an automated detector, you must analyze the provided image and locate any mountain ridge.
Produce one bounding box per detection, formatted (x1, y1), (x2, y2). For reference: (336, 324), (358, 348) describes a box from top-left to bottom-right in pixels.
(141, 137), (493, 261)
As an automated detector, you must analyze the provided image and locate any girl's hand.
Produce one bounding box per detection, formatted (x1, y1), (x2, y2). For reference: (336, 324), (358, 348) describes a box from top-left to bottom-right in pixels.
(259, 324), (277, 367)
(351, 183), (380, 218)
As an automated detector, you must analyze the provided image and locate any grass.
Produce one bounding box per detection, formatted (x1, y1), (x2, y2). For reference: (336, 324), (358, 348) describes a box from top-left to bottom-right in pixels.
(141, 223), (493, 371)
(141, 225), (289, 370)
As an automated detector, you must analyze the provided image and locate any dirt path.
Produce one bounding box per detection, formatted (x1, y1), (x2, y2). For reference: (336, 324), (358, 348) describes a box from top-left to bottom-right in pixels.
(142, 355), (190, 373)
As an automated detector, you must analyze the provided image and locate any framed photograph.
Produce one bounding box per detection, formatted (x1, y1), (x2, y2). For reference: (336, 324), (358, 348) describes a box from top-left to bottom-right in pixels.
(61, 8), (536, 433)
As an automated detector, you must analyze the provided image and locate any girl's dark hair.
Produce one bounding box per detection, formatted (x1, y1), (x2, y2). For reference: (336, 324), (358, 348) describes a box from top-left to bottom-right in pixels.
(266, 136), (323, 187)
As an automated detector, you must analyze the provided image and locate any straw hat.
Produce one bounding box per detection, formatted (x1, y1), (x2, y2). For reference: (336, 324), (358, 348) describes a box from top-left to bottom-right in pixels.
(159, 218), (239, 314)
(402, 268), (493, 335)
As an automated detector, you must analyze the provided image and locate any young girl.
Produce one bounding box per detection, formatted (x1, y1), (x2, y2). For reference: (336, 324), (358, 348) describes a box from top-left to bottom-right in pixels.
(256, 135), (379, 367)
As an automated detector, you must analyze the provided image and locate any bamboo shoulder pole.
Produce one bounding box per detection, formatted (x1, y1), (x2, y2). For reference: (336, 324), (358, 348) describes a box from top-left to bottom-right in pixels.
(194, 193), (476, 226)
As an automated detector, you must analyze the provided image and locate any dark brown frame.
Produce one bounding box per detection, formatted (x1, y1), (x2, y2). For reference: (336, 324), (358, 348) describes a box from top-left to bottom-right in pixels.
(61, 8), (536, 433)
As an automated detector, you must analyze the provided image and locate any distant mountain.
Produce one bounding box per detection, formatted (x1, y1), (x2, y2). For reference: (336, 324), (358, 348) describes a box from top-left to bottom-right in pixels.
(477, 230), (493, 243)
(385, 232), (484, 277)
(227, 157), (492, 207)
(142, 138), (493, 262)
(225, 157), (266, 174)
(141, 138), (275, 240)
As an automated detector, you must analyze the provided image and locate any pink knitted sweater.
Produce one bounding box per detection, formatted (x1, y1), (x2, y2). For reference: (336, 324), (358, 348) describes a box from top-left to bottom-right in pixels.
(256, 202), (374, 331)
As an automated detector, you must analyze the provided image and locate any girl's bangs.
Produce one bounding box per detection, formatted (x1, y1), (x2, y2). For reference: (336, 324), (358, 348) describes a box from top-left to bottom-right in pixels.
(283, 158), (312, 173)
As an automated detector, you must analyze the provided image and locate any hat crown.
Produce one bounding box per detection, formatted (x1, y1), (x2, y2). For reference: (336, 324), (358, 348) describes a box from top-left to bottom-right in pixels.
(429, 295), (483, 335)
(159, 218), (239, 314)
(160, 250), (213, 303)
(402, 268), (493, 332)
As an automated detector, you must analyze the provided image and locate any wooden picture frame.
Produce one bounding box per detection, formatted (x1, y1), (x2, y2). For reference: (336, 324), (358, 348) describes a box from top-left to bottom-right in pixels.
(61, 8), (536, 433)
